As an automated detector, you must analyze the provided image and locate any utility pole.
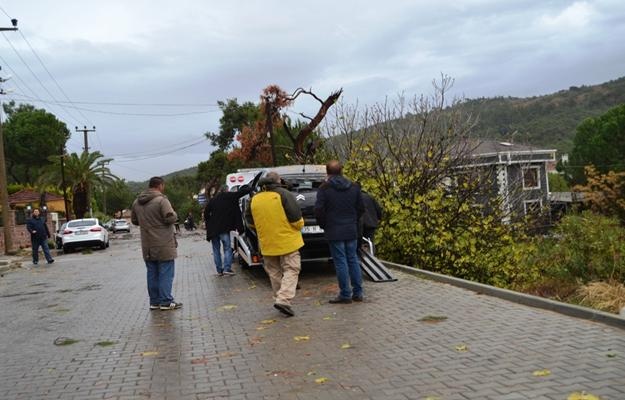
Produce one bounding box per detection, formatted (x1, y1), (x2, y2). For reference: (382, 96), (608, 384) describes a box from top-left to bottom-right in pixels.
(0, 18), (18, 255)
(264, 96), (277, 167)
(59, 144), (70, 220)
(75, 125), (96, 153)
(75, 125), (95, 216)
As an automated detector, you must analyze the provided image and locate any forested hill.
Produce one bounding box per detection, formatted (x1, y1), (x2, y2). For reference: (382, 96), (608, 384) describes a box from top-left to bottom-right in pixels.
(460, 76), (625, 152)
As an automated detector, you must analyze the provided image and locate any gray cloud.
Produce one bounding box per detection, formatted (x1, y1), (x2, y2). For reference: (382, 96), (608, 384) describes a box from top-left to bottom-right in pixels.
(0, 0), (623, 180)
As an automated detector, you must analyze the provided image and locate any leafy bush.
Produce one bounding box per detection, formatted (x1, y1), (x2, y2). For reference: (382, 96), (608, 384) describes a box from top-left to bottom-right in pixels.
(523, 211), (625, 283)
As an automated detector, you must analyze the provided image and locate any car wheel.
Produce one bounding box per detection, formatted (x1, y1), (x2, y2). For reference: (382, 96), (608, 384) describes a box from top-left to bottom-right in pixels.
(63, 245), (72, 254)
(99, 241), (106, 250)
(106, 240), (110, 248)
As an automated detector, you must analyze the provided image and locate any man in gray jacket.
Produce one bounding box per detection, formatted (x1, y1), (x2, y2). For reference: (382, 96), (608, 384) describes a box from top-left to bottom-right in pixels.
(131, 177), (182, 311)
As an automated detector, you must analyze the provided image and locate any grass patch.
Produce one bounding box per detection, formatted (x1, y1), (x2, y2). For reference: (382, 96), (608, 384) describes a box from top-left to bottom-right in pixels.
(576, 281), (625, 314)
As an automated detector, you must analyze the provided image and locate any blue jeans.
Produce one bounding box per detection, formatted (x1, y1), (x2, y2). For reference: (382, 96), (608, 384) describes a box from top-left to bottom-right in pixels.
(328, 240), (363, 299)
(211, 232), (233, 273)
(145, 259), (175, 306)
(32, 237), (53, 264)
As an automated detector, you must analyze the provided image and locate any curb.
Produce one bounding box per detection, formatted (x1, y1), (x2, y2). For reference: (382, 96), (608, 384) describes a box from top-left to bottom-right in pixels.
(383, 260), (625, 330)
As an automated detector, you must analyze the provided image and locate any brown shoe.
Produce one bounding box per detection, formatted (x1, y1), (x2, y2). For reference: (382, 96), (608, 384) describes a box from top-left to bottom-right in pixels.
(329, 297), (352, 304)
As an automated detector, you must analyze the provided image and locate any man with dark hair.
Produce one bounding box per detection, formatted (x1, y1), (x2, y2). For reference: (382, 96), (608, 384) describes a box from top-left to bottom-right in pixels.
(131, 176), (182, 311)
(246, 172), (304, 317)
(315, 160), (365, 304)
(26, 208), (54, 265)
(204, 184), (251, 276)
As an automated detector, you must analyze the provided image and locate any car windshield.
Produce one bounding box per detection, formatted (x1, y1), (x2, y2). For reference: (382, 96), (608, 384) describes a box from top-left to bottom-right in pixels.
(68, 219), (97, 228)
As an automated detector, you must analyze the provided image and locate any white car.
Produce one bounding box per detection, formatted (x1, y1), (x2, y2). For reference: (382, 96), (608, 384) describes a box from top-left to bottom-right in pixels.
(62, 218), (109, 253)
(112, 219), (130, 233)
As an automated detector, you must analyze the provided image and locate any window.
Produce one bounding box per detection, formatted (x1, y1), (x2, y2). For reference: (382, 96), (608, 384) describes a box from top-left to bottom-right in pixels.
(522, 166), (541, 190)
(523, 199), (543, 216)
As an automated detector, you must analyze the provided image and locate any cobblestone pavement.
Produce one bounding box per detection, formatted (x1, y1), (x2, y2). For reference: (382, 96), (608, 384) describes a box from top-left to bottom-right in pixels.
(1, 232), (624, 400)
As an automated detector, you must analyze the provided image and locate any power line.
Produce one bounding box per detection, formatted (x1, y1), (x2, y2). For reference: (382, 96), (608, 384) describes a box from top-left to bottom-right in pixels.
(1, 32), (82, 124)
(114, 138), (208, 162)
(38, 100), (220, 107)
(106, 135), (208, 157)
(9, 94), (219, 116)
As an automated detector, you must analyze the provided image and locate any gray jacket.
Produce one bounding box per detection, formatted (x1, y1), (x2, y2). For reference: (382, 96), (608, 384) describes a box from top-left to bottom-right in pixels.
(131, 189), (178, 261)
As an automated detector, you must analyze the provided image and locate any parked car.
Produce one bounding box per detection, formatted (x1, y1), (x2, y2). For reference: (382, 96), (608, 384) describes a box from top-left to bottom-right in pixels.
(54, 222), (68, 249)
(112, 219), (130, 233)
(61, 218), (109, 253)
(103, 219), (115, 231)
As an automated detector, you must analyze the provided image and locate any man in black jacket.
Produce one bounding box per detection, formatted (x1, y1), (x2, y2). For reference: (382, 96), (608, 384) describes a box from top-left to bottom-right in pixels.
(204, 185), (251, 276)
(26, 208), (54, 265)
(315, 161), (365, 304)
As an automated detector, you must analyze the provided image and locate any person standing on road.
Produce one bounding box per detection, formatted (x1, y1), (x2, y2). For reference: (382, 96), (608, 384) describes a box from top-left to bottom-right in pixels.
(26, 208), (54, 265)
(359, 189), (383, 251)
(204, 184), (251, 276)
(315, 160), (365, 304)
(131, 177), (182, 311)
(245, 172), (304, 317)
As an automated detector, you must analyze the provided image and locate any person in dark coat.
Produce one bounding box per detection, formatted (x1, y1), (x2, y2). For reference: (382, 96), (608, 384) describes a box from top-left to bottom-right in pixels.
(315, 160), (365, 304)
(360, 190), (383, 249)
(26, 208), (54, 265)
(204, 185), (251, 276)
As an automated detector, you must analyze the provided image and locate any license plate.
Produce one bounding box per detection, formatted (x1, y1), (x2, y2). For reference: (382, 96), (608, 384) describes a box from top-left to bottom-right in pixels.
(75, 231), (88, 235)
(302, 225), (324, 234)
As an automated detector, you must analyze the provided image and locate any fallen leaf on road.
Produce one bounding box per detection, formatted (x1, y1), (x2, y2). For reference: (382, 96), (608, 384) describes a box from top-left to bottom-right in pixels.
(424, 397), (441, 400)
(191, 357), (210, 364)
(53, 337), (79, 346)
(322, 316), (334, 320)
(218, 305), (237, 311)
(567, 392), (601, 400)
(95, 340), (117, 347)
(140, 351), (159, 357)
(294, 336), (310, 342)
(249, 336), (263, 346)
(340, 343), (352, 349)
(315, 377), (328, 384)
(606, 352), (616, 358)
(260, 319), (277, 325)
(532, 369), (551, 377)
(307, 371), (317, 376)
(419, 315), (447, 323)
(454, 344), (468, 352)
(256, 326), (267, 331)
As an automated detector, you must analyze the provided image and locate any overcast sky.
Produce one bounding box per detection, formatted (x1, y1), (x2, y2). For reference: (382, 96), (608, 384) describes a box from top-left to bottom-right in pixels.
(0, 0), (623, 181)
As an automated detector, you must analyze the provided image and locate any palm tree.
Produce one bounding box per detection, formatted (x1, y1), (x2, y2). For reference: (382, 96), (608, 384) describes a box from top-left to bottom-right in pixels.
(42, 151), (117, 219)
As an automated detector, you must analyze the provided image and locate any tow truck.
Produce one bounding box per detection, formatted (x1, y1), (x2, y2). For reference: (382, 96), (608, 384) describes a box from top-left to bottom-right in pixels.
(231, 165), (396, 282)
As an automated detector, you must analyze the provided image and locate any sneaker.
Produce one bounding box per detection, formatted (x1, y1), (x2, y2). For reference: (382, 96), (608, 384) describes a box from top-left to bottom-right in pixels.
(47, 259), (55, 264)
(216, 272), (224, 276)
(329, 297), (353, 304)
(223, 271), (236, 276)
(33, 261), (38, 265)
(149, 305), (160, 310)
(352, 295), (364, 302)
(160, 302), (183, 311)
(274, 303), (295, 317)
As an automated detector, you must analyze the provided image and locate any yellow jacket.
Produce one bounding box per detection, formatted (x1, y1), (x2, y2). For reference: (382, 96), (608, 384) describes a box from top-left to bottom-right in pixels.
(247, 185), (304, 256)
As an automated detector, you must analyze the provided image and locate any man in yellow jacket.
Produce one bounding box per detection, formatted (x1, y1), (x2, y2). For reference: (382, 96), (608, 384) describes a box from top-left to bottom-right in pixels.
(246, 172), (304, 317)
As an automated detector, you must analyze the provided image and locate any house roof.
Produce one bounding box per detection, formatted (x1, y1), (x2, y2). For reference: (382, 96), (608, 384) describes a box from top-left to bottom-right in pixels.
(8, 189), (64, 205)
(470, 139), (554, 156)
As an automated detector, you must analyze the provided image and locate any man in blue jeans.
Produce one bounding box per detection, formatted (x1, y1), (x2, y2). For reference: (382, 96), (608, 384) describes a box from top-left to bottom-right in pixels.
(315, 160), (365, 304)
(204, 185), (251, 276)
(131, 177), (181, 311)
(26, 208), (54, 265)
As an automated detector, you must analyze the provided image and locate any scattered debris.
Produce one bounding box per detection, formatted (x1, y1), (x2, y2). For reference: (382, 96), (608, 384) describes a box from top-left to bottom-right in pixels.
(532, 369), (551, 377)
(294, 336), (310, 342)
(54, 337), (79, 346)
(454, 344), (468, 352)
(419, 315), (448, 323)
(95, 340), (117, 347)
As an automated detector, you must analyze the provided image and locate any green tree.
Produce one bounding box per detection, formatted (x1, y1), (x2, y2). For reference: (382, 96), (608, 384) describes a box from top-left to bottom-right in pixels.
(568, 103), (625, 184)
(205, 99), (261, 151)
(2, 102), (70, 184)
(42, 152), (117, 218)
(95, 179), (135, 217)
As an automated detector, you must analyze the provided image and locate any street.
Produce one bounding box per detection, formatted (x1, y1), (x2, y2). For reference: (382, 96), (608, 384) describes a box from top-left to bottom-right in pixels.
(1, 231), (624, 400)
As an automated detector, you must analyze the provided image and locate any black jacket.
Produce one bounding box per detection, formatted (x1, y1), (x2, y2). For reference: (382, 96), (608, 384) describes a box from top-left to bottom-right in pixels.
(204, 187), (251, 240)
(26, 215), (50, 241)
(314, 175), (364, 241)
(361, 191), (383, 229)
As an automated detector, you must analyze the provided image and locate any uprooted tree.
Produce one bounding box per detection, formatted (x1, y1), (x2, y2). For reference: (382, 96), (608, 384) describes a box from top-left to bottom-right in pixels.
(228, 85), (343, 166)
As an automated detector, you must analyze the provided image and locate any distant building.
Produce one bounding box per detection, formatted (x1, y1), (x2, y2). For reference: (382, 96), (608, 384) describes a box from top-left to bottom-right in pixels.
(468, 140), (556, 222)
